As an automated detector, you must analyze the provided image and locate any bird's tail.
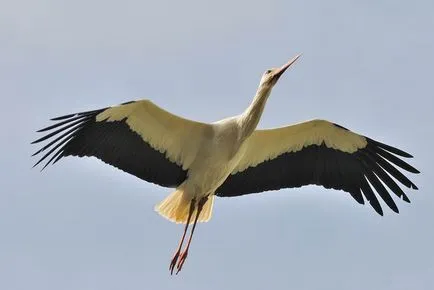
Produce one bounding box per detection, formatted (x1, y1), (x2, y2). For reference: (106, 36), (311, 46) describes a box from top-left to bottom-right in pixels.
(154, 189), (215, 224)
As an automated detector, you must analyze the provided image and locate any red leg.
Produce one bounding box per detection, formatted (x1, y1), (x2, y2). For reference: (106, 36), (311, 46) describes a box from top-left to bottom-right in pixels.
(175, 196), (208, 274)
(169, 199), (195, 275)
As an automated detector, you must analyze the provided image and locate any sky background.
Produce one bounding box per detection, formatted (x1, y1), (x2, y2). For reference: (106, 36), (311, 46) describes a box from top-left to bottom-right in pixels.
(1, 0), (433, 289)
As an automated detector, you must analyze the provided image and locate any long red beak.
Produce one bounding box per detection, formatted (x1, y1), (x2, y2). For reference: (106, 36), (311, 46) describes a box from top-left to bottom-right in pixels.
(272, 54), (302, 81)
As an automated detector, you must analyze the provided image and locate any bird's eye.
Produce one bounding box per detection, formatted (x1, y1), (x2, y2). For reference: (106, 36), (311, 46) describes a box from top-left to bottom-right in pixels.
(266, 69), (272, 74)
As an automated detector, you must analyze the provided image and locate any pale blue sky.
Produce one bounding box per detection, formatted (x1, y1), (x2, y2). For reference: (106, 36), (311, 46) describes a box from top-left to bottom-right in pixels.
(1, 1), (433, 289)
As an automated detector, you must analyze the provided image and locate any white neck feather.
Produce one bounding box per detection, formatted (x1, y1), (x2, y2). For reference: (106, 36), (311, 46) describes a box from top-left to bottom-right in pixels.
(239, 84), (272, 138)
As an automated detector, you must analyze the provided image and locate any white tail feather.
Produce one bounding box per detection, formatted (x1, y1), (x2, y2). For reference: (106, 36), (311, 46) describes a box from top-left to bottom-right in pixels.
(154, 190), (215, 224)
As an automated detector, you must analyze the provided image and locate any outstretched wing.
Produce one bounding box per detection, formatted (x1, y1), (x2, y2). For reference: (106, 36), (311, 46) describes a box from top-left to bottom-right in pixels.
(216, 119), (419, 215)
(32, 99), (211, 188)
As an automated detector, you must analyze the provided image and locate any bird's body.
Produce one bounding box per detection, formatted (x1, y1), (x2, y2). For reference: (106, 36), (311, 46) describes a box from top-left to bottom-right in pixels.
(32, 54), (420, 274)
(187, 117), (246, 195)
(157, 116), (249, 224)
(184, 118), (246, 196)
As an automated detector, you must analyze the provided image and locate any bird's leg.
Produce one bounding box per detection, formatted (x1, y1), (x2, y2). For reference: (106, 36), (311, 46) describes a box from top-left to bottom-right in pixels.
(169, 198), (195, 275)
(175, 195), (208, 274)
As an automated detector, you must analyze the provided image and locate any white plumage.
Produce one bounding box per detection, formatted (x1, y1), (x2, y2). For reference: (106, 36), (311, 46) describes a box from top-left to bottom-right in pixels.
(32, 54), (419, 274)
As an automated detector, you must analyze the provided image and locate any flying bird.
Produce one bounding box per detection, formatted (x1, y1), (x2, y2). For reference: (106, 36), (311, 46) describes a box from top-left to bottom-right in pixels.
(32, 54), (419, 274)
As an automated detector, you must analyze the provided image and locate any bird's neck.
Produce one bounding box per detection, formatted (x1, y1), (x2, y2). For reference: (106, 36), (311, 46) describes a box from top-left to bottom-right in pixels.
(239, 86), (271, 138)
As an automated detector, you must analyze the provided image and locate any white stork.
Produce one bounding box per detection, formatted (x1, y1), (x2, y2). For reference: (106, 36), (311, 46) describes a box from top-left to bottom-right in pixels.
(32, 54), (419, 274)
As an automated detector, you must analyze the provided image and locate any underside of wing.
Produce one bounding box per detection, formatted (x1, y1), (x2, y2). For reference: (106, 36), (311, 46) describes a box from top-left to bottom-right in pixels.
(216, 119), (419, 215)
(32, 99), (210, 188)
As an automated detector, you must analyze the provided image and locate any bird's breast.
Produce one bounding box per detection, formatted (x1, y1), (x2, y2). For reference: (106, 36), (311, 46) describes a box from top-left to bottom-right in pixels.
(183, 123), (247, 197)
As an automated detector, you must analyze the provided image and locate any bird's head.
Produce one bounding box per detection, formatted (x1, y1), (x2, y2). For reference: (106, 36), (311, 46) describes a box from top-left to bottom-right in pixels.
(259, 54), (301, 89)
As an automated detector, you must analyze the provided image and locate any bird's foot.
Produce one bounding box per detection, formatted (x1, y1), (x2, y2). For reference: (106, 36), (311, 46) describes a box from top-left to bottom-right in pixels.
(169, 250), (181, 275)
(175, 250), (189, 274)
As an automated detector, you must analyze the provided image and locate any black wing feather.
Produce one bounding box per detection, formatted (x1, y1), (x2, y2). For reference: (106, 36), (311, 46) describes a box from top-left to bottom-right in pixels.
(32, 107), (187, 188)
(216, 124), (419, 215)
